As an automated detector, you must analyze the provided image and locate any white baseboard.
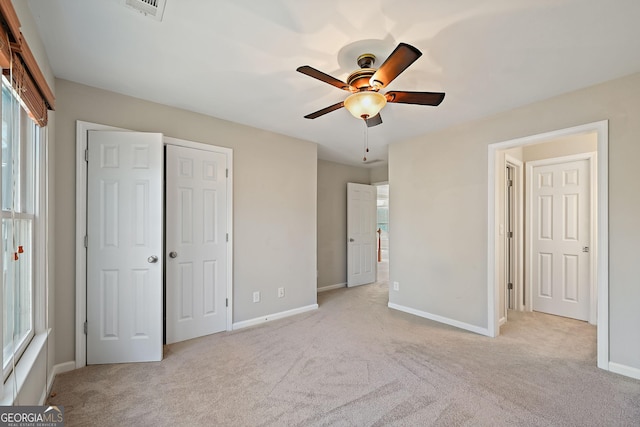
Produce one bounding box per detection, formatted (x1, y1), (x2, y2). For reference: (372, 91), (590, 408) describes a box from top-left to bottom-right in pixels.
(43, 361), (76, 404)
(608, 362), (640, 380)
(233, 304), (318, 330)
(317, 283), (346, 293)
(388, 302), (490, 337)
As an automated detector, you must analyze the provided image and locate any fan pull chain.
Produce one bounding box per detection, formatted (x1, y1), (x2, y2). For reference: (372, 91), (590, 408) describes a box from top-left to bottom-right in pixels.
(362, 118), (369, 162)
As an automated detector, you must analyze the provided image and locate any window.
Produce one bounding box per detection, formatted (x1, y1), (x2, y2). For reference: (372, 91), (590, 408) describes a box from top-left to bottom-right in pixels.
(1, 77), (40, 378)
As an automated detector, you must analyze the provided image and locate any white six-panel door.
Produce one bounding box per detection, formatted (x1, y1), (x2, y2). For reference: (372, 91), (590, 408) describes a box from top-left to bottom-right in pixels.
(347, 183), (377, 287)
(530, 158), (591, 321)
(87, 131), (164, 364)
(165, 145), (228, 344)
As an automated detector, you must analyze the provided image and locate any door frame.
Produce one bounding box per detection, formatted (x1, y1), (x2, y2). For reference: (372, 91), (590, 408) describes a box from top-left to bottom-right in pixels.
(75, 121), (233, 368)
(346, 182), (377, 287)
(525, 152), (596, 323)
(487, 120), (608, 371)
(502, 155), (524, 322)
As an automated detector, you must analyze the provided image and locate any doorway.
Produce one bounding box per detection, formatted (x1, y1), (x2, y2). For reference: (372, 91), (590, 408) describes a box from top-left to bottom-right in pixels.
(487, 120), (609, 370)
(375, 184), (389, 283)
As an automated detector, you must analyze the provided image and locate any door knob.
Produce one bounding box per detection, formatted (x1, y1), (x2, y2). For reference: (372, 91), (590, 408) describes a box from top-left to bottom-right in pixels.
(582, 246), (590, 253)
(147, 255), (159, 263)
(349, 238), (355, 242)
(169, 251), (178, 258)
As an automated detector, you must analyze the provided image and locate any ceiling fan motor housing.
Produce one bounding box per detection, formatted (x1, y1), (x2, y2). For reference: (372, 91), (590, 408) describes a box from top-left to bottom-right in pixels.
(347, 68), (376, 90)
(348, 53), (378, 90)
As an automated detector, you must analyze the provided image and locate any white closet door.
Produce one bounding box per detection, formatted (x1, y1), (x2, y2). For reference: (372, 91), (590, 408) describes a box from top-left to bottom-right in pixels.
(165, 145), (228, 344)
(87, 130), (164, 364)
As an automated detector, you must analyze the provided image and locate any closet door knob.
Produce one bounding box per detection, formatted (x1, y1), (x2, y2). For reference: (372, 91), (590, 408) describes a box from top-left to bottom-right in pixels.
(169, 251), (178, 258)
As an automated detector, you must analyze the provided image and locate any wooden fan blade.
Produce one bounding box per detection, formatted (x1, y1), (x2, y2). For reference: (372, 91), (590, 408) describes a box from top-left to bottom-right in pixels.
(304, 101), (345, 119)
(366, 113), (383, 127)
(386, 91), (445, 106)
(297, 66), (354, 92)
(370, 43), (422, 89)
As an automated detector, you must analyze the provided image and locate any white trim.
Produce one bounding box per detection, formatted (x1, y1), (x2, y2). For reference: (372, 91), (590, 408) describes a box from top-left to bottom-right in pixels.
(388, 302), (491, 336)
(163, 136), (234, 332)
(0, 331), (48, 406)
(525, 152), (596, 324)
(487, 120), (609, 371)
(43, 361), (76, 405)
(608, 362), (640, 381)
(76, 122), (235, 369)
(232, 304), (319, 330)
(505, 155), (524, 313)
(317, 283), (346, 292)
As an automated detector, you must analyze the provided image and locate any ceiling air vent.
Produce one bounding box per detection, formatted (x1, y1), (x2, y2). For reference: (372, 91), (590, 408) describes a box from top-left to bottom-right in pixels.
(123, 0), (167, 21)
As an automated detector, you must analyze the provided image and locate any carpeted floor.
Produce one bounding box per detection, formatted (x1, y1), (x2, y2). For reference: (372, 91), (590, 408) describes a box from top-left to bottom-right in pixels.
(49, 275), (640, 426)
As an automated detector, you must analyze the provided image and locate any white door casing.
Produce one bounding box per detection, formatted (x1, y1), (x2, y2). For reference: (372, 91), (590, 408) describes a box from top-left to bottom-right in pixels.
(165, 145), (228, 344)
(500, 155), (524, 327)
(347, 183), (376, 287)
(528, 156), (592, 321)
(86, 130), (164, 364)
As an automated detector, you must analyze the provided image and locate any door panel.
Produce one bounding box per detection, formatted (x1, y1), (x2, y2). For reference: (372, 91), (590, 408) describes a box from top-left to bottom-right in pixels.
(87, 130), (164, 364)
(347, 183), (376, 287)
(531, 158), (590, 320)
(166, 145), (228, 344)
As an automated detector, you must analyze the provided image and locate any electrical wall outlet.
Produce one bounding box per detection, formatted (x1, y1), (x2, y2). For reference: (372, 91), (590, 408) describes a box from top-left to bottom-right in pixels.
(393, 281), (400, 291)
(278, 287), (285, 298)
(253, 291), (260, 303)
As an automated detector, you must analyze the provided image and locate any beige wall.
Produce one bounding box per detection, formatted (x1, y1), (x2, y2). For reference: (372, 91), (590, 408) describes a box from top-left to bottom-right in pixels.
(389, 71), (640, 372)
(54, 79), (318, 364)
(369, 164), (389, 183)
(522, 132), (597, 162)
(317, 160), (370, 289)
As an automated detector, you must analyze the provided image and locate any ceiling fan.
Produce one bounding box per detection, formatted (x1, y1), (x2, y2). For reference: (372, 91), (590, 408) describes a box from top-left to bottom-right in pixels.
(297, 42), (445, 127)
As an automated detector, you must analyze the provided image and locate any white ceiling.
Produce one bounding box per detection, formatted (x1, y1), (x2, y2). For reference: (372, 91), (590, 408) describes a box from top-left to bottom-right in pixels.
(27, 0), (640, 166)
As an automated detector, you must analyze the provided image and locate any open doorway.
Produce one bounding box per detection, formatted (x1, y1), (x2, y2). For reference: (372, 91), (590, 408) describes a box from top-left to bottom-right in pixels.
(376, 184), (389, 283)
(487, 120), (609, 371)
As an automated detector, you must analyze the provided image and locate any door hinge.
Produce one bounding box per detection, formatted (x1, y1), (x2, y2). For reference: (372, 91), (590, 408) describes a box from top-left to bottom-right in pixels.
(83, 321), (88, 335)
(507, 231), (513, 238)
(85, 149), (89, 162)
(507, 179), (513, 187)
(225, 298), (228, 307)
(226, 168), (229, 178)
(507, 283), (513, 290)
(84, 235), (88, 248)
(226, 233), (229, 242)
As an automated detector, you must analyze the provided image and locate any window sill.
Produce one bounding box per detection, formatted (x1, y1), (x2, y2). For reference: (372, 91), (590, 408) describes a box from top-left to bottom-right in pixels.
(1, 330), (50, 405)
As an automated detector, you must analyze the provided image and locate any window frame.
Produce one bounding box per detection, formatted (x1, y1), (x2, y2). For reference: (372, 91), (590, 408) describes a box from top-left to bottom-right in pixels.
(0, 76), (45, 381)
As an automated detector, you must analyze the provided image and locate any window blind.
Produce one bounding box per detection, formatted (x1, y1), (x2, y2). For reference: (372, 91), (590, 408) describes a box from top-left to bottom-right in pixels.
(0, 0), (54, 127)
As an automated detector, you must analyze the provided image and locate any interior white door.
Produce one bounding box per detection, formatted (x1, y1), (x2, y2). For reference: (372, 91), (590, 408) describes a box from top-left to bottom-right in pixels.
(530, 158), (591, 320)
(347, 183), (376, 287)
(87, 130), (164, 364)
(165, 145), (228, 344)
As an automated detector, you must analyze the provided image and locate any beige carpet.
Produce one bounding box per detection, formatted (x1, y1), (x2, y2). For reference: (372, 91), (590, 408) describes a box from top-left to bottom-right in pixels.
(49, 278), (640, 426)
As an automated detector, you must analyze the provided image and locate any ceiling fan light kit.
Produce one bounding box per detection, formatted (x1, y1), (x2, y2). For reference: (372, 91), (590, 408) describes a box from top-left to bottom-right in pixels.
(344, 91), (387, 119)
